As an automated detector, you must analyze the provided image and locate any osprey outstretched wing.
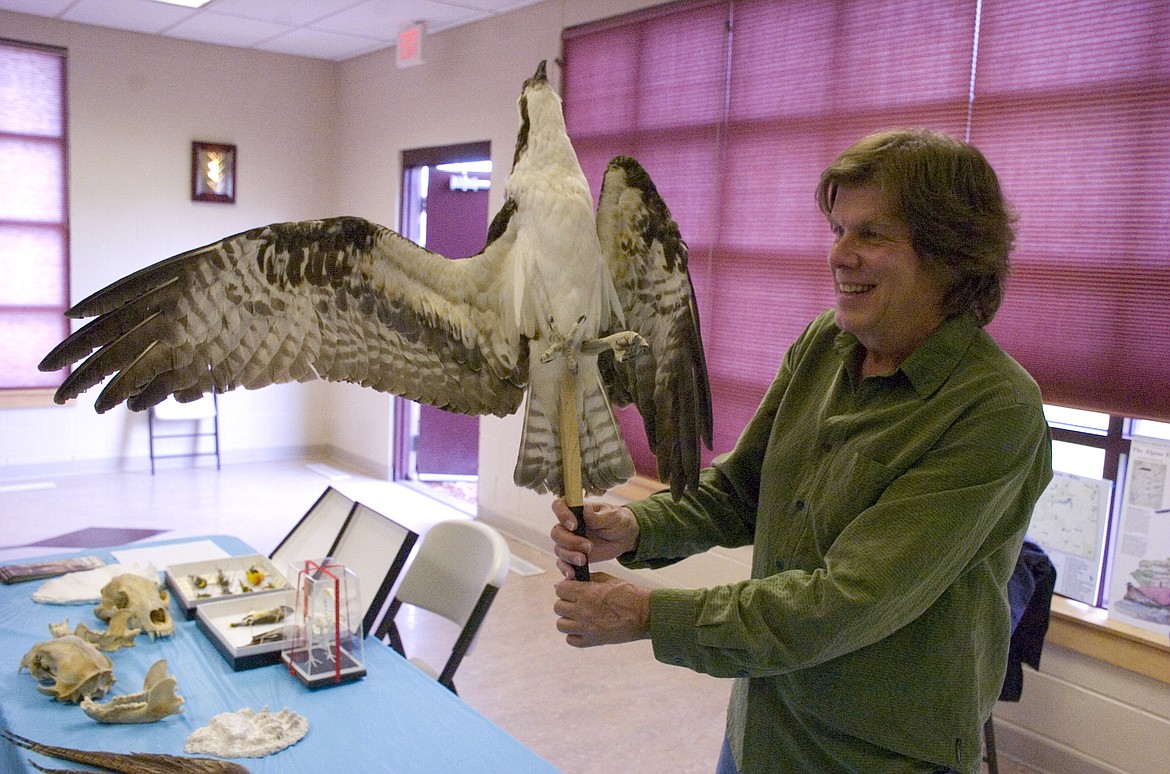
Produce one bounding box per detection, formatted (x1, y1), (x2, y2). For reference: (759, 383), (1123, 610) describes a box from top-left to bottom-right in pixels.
(41, 217), (524, 416)
(39, 61), (711, 500)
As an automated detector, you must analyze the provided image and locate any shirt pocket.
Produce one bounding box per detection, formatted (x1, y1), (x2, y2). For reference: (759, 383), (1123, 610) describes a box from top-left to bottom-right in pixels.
(808, 451), (901, 550)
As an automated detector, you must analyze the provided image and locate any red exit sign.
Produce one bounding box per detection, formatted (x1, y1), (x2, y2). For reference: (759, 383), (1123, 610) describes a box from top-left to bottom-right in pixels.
(397, 23), (424, 68)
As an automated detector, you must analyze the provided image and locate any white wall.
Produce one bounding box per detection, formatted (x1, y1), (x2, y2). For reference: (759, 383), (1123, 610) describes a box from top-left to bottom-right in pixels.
(1, 3), (1166, 772)
(0, 10), (355, 473)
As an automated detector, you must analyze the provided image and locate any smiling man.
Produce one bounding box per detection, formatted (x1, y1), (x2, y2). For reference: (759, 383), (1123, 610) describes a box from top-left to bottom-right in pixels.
(549, 129), (1053, 774)
(827, 183), (946, 377)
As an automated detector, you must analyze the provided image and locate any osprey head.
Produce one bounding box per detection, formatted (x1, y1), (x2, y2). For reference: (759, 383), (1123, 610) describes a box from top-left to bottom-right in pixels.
(525, 59), (548, 88)
(511, 60), (564, 169)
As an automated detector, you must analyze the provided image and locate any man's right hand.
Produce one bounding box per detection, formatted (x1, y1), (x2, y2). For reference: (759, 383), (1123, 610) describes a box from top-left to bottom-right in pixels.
(550, 498), (640, 578)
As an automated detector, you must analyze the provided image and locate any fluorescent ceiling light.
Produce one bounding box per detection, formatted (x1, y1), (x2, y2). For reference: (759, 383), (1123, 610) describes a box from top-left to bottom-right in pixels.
(151, 0), (214, 8)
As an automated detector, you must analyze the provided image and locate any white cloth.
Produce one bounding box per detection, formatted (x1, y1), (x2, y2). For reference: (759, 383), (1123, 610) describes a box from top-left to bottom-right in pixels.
(32, 564), (160, 604)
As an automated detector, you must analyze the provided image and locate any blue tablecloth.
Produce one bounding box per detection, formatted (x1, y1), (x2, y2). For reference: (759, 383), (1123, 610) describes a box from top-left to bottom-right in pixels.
(0, 536), (558, 773)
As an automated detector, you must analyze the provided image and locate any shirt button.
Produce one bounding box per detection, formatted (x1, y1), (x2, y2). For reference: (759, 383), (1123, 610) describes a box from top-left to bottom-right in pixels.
(775, 559), (785, 572)
(794, 500), (806, 511)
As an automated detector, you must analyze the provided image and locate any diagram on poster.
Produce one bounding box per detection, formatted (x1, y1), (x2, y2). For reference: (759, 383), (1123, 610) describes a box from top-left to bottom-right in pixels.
(1107, 437), (1170, 634)
(1028, 471), (1111, 605)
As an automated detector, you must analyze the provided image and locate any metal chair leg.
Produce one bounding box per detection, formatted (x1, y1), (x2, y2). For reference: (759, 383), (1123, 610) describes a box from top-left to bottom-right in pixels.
(983, 714), (999, 774)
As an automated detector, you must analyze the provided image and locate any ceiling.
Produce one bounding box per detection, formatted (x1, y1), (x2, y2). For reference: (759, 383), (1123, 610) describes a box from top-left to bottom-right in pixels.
(0, 0), (545, 61)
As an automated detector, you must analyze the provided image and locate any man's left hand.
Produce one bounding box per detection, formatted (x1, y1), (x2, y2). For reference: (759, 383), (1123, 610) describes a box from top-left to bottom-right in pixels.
(553, 572), (652, 647)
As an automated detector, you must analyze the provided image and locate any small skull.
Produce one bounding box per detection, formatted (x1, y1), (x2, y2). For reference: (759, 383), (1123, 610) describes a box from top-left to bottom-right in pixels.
(19, 635), (115, 703)
(94, 574), (174, 639)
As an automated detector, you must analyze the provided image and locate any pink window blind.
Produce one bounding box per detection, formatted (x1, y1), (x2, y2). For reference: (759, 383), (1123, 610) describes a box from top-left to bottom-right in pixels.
(971, 0), (1170, 421)
(564, 0), (1169, 482)
(0, 40), (69, 391)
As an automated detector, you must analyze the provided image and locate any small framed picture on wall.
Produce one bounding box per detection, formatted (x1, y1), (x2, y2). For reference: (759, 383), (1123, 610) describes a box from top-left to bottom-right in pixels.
(192, 141), (236, 203)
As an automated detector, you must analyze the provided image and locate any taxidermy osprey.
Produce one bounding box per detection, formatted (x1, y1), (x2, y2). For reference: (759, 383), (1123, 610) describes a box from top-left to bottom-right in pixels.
(39, 61), (712, 500)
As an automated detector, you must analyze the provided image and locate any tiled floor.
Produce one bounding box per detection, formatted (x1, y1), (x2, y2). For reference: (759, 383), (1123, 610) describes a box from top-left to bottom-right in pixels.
(0, 459), (1046, 774)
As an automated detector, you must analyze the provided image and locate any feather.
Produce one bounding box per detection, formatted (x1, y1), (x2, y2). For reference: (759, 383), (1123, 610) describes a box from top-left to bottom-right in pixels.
(1, 730), (251, 773)
(38, 61), (711, 499)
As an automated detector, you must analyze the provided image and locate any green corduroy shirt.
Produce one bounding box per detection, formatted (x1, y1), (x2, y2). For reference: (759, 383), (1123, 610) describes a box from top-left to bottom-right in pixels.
(624, 309), (1052, 774)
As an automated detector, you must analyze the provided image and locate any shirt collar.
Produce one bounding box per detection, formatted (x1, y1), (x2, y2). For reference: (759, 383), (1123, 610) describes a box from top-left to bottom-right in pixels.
(832, 312), (980, 398)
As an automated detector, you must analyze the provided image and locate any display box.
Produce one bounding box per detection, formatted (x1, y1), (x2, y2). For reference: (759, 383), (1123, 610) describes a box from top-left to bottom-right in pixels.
(269, 486), (357, 568)
(166, 486), (356, 618)
(195, 588), (297, 670)
(168, 553), (289, 617)
(192, 491), (418, 670)
(326, 502), (418, 636)
(281, 560), (366, 688)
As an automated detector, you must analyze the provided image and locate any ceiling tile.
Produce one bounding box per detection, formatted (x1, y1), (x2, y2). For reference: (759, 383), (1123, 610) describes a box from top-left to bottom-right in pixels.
(61, 0), (194, 35)
(314, 0), (482, 40)
(452, 0), (542, 11)
(165, 12), (291, 49)
(253, 26), (386, 61)
(0, 0), (551, 60)
(0, 0), (75, 15)
(208, 0), (366, 27)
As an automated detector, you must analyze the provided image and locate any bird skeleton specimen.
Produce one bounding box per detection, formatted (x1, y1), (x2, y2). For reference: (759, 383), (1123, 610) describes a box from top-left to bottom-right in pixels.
(39, 61), (712, 577)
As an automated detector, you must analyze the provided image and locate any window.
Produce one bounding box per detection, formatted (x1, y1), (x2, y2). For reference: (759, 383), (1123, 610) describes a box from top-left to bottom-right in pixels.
(563, 0), (1169, 478)
(562, 1), (1170, 615)
(0, 39), (69, 393)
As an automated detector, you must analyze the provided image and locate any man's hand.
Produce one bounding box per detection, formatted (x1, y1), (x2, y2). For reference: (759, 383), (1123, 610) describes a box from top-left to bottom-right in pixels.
(550, 498), (640, 577)
(553, 572), (651, 647)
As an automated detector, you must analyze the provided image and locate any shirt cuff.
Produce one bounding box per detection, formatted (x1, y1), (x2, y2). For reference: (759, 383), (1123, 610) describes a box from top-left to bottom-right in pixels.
(648, 587), (704, 667)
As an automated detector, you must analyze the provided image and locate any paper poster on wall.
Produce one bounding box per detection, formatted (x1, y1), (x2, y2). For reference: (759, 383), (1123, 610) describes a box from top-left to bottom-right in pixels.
(1107, 436), (1170, 636)
(1027, 471), (1112, 605)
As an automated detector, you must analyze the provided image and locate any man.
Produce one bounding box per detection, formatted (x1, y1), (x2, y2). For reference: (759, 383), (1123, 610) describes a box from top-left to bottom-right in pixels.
(550, 129), (1052, 773)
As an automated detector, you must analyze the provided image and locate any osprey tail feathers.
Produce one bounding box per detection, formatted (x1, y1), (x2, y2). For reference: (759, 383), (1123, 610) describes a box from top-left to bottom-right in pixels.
(513, 367), (634, 497)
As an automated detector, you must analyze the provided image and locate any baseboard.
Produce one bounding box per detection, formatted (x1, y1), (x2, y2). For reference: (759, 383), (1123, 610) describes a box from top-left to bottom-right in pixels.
(992, 716), (1123, 774)
(0, 444), (338, 483)
(312, 445), (389, 479)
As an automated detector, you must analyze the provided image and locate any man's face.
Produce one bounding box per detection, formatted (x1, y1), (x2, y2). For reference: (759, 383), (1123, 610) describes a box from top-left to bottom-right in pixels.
(826, 184), (947, 372)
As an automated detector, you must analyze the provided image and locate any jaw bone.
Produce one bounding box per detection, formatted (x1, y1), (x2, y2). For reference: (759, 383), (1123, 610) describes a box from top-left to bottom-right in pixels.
(81, 659), (185, 724)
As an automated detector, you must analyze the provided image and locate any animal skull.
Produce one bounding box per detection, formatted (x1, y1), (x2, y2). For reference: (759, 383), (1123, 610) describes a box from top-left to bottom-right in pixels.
(94, 574), (174, 639)
(19, 635), (115, 703)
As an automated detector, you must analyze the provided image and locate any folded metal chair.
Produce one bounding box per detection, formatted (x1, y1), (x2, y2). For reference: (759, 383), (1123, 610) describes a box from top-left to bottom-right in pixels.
(376, 519), (510, 694)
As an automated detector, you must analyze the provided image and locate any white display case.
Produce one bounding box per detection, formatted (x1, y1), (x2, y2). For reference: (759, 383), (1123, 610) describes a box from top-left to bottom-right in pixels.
(281, 560), (366, 688)
(165, 486), (355, 619)
(167, 553), (288, 618)
(191, 490), (418, 671)
(195, 588), (297, 670)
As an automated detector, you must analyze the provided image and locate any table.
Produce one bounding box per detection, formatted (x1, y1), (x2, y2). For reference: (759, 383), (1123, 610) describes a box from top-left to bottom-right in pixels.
(0, 536), (559, 773)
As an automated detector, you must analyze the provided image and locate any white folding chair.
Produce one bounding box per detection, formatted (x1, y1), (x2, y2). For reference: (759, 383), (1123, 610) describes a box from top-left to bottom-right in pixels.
(148, 393), (220, 474)
(375, 519), (509, 693)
